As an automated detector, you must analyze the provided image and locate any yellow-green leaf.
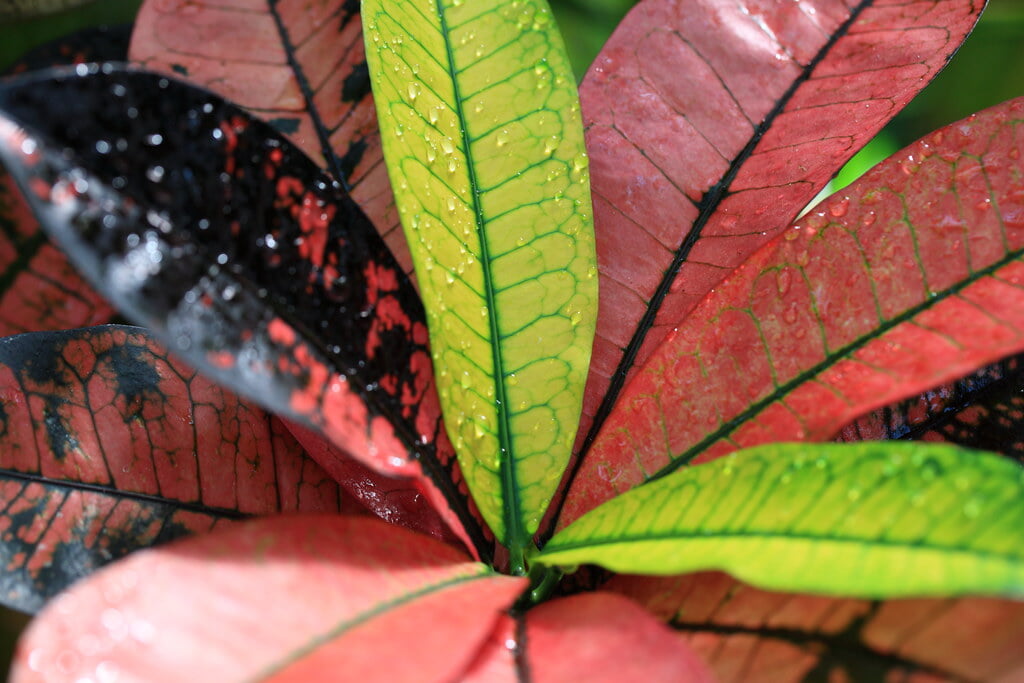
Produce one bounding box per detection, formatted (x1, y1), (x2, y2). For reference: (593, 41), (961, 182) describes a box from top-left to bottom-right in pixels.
(363, 0), (598, 564)
(538, 442), (1024, 598)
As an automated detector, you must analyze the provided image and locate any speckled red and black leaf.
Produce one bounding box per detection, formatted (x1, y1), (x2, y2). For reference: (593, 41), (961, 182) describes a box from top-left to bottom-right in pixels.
(553, 0), (987, 539)
(604, 571), (1024, 682)
(0, 67), (490, 560)
(129, 0), (406, 273)
(837, 354), (1024, 464)
(0, 325), (358, 613)
(0, 25), (132, 336)
(2, 24), (132, 78)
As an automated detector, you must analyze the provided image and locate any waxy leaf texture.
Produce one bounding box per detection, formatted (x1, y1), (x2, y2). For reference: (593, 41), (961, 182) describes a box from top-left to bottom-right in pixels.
(364, 0), (598, 554)
(605, 570), (1024, 681)
(11, 516), (525, 682)
(561, 97), (1024, 526)
(0, 326), (355, 612)
(542, 442), (1024, 598)
(0, 66), (492, 559)
(129, 0), (404, 271)
(837, 353), (1024, 464)
(461, 593), (714, 682)
(0, 24), (130, 336)
(556, 0), (987, 538)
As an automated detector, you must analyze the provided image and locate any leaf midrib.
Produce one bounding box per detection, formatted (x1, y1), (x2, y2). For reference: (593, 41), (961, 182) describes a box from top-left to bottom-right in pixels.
(434, 0), (526, 561)
(557, 0), (879, 515)
(543, 528), (1019, 562)
(658, 242), (1024, 481)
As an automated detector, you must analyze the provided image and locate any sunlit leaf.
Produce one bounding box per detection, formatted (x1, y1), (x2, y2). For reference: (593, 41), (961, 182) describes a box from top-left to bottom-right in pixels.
(129, 0), (404, 270)
(559, 98), (1024, 526)
(0, 325), (359, 612)
(553, 0), (987, 539)
(0, 66), (491, 560)
(10, 516), (526, 682)
(540, 442), (1024, 598)
(606, 571), (1024, 682)
(363, 0), (598, 561)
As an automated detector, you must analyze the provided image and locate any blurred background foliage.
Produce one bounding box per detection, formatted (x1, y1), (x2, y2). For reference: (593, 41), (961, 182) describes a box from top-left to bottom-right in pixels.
(0, 0), (1021, 671)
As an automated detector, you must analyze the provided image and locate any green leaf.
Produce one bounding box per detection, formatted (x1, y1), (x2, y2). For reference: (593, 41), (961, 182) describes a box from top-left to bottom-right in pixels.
(362, 0), (598, 564)
(538, 442), (1024, 598)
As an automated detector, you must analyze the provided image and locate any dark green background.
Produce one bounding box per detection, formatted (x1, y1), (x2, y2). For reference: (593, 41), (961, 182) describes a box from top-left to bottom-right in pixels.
(0, 0), (1021, 672)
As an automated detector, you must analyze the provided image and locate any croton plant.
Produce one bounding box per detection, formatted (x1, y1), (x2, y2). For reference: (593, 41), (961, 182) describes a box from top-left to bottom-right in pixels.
(0, 0), (1021, 680)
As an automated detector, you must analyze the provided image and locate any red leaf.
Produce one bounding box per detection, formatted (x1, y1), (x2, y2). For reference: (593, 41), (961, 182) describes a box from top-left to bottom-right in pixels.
(558, 97), (1024, 528)
(0, 168), (114, 335)
(605, 572), (1024, 682)
(128, 0), (407, 273)
(10, 516), (526, 682)
(565, 0), (986, 520)
(460, 593), (714, 682)
(0, 67), (491, 560)
(0, 326), (356, 611)
(836, 353), (1024, 464)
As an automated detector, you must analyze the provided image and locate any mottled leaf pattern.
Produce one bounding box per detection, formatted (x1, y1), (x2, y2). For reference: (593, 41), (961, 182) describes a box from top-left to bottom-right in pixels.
(542, 442), (1024, 598)
(10, 516), (526, 682)
(0, 169), (114, 336)
(2, 24), (132, 78)
(0, 25), (130, 336)
(0, 325), (355, 612)
(837, 354), (1024, 464)
(364, 0), (598, 559)
(129, 0), (405, 271)
(559, 98), (1024, 526)
(555, 0), (987, 538)
(0, 67), (490, 559)
(605, 571), (1024, 682)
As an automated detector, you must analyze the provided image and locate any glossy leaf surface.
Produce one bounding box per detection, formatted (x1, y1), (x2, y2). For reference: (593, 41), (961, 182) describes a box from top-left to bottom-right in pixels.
(606, 571), (1024, 682)
(0, 67), (490, 559)
(461, 593), (715, 682)
(129, 0), (404, 270)
(364, 0), (598, 555)
(11, 515), (526, 682)
(542, 442), (1024, 597)
(560, 97), (1024, 526)
(0, 325), (355, 612)
(0, 24), (130, 336)
(837, 354), (1024, 464)
(564, 0), (987, 527)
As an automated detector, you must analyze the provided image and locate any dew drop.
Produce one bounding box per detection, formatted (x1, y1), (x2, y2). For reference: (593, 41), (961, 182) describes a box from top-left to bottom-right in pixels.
(407, 82), (420, 101)
(441, 137), (455, 155)
(829, 197), (850, 218)
(496, 130), (510, 147)
(506, 373), (518, 386)
(570, 310), (583, 326)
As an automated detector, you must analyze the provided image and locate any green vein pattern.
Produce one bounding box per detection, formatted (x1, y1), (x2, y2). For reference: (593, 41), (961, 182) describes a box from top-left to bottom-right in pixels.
(539, 442), (1024, 598)
(362, 0), (597, 554)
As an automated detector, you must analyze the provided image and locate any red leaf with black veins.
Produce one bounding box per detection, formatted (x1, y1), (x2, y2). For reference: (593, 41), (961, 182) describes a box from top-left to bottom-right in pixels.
(0, 168), (116, 335)
(604, 572), (1024, 682)
(0, 66), (491, 561)
(128, 0), (406, 274)
(549, 0), (986, 540)
(0, 325), (357, 613)
(0, 25), (133, 335)
(836, 354), (1024, 464)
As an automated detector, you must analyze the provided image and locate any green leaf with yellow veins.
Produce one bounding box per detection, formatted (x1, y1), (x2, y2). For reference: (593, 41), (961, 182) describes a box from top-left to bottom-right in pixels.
(537, 442), (1024, 598)
(362, 0), (598, 568)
